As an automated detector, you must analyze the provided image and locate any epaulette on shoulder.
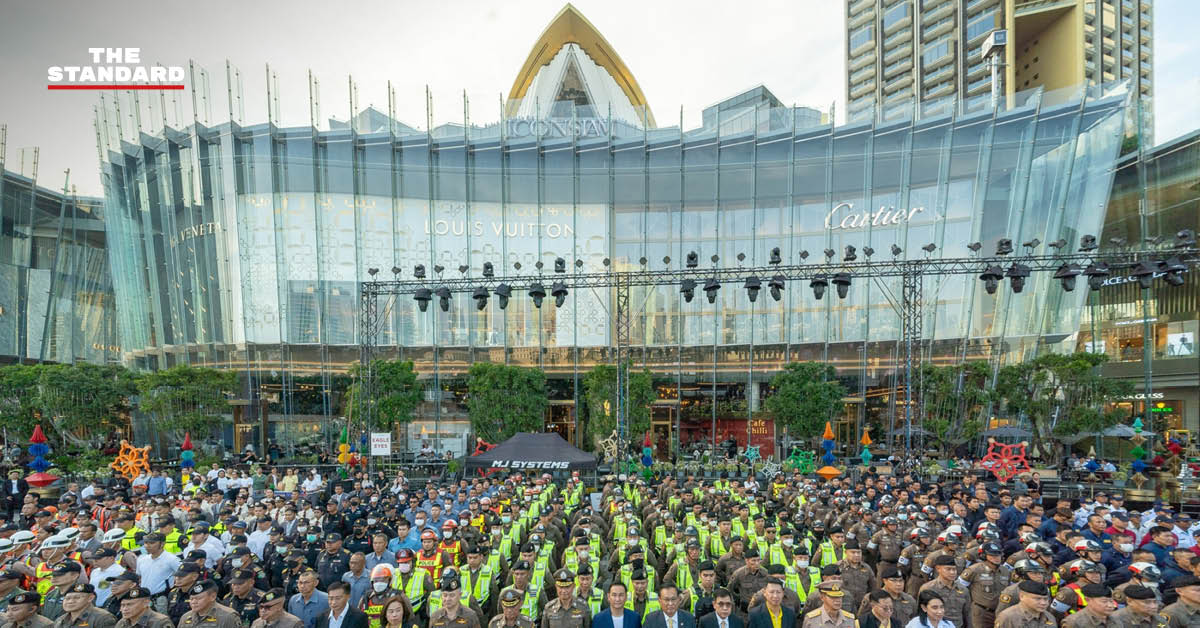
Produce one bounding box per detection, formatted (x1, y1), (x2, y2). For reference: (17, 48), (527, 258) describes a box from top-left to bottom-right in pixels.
(841, 610), (854, 617)
(806, 609), (822, 617)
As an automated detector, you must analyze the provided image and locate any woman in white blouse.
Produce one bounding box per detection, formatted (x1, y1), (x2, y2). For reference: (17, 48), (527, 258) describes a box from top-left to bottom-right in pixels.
(905, 591), (956, 628)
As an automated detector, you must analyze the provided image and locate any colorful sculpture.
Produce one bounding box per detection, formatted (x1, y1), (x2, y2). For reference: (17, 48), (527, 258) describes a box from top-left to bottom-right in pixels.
(859, 428), (873, 466)
(596, 430), (619, 464)
(178, 433), (195, 483)
(744, 445), (761, 463)
(980, 438), (1031, 483)
(816, 422), (842, 480)
(109, 440), (151, 480)
(786, 449), (815, 474)
(26, 425), (58, 488)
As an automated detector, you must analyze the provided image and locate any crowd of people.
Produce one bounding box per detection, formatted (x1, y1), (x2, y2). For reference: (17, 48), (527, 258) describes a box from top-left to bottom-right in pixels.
(0, 462), (1198, 628)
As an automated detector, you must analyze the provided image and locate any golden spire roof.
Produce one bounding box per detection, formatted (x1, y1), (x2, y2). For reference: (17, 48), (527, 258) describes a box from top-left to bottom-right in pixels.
(506, 3), (655, 127)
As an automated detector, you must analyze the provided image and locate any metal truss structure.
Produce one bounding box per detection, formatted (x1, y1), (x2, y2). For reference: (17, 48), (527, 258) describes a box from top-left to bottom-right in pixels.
(359, 238), (1199, 453)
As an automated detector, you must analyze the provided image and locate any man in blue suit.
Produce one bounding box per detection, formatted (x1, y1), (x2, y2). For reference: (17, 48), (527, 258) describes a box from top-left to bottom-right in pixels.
(594, 582), (642, 628)
(641, 584), (695, 628)
(696, 589), (744, 628)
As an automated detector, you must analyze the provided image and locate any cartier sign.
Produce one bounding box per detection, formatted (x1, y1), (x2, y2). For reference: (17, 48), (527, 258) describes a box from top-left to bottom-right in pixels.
(825, 202), (927, 231)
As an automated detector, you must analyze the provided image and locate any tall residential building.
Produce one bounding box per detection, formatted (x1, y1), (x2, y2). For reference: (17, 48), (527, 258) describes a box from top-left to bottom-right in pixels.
(845, 0), (1153, 122)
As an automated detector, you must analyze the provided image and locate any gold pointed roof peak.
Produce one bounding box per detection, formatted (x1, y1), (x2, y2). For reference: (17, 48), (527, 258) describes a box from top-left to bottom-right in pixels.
(506, 3), (655, 127)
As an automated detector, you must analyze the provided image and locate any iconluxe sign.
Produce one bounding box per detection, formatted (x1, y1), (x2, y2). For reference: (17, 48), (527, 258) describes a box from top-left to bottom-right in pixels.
(825, 202), (927, 231)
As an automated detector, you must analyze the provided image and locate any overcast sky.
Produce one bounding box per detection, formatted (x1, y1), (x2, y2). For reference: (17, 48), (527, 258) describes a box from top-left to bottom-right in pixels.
(1, 0), (1196, 196)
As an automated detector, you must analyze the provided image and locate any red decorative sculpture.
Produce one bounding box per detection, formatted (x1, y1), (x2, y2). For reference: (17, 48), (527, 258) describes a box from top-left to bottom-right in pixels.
(472, 438), (497, 476)
(980, 438), (1032, 483)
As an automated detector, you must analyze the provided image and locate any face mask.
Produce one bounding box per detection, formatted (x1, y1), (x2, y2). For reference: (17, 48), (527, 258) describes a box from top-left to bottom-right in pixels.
(306, 534), (318, 543)
(372, 582), (388, 593)
(578, 550), (588, 559)
(444, 530), (454, 539)
(398, 563), (412, 574)
(501, 516), (511, 524)
(367, 519), (377, 526)
(276, 545), (288, 555)
(783, 538), (794, 547)
(232, 559), (244, 569)
(796, 560), (809, 569)
(414, 520), (426, 527)
(491, 528), (501, 536)
(1117, 543), (1133, 553)
(458, 519), (468, 526)
(297, 526), (307, 534)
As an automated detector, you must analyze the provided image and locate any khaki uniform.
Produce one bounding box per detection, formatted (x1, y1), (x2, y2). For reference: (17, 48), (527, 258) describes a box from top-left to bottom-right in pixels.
(52, 607), (118, 628)
(835, 561), (874, 614)
(1156, 599), (1200, 628)
(429, 607), (483, 628)
(799, 608), (857, 628)
(715, 554), (746, 587)
(249, 612), (304, 628)
(897, 544), (929, 597)
(994, 582), (1022, 615)
(178, 604), (242, 628)
(114, 610), (173, 628)
(537, 598), (590, 628)
(918, 579), (969, 628)
(1062, 609), (1116, 627)
(866, 530), (902, 581)
(855, 592), (915, 627)
(1, 616), (55, 628)
(488, 614), (534, 628)
(728, 566), (770, 611)
(1108, 606), (1155, 628)
(960, 560), (1002, 628)
(994, 604), (1057, 628)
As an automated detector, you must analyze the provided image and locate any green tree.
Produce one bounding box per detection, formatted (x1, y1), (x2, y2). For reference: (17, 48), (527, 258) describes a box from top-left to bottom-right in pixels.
(583, 362), (655, 446)
(0, 364), (43, 436)
(764, 362), (846, 442)
(136, 365), (237, 441)
(345, 359), (422, 431)
(918, 361), (992, 456)
(37, 363), (137, 447)
(466, 362), (548, 442)
(993, 352), (1134, 458)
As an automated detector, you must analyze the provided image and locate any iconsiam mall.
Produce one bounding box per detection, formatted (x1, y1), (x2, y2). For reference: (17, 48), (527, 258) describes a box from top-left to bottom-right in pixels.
(86, 5), (1198, 454)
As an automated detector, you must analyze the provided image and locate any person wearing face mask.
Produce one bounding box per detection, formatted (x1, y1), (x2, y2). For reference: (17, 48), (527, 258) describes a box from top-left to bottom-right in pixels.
(438, 522), (464, 570)
(785, 548), (820, 607)
(359, 565), (398, 628)
(221, 547), (271, 596)
(389, 550), (434, 623)
(221, 570), (265, 627)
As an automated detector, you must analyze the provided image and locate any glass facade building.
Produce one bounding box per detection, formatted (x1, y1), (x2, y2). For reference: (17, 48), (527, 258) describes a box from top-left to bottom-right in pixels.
(91, 6), (1190, 457)
(0, 157), (119, 365)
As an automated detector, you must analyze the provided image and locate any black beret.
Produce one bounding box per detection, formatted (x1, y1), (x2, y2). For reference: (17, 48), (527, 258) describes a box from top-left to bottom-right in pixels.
(125, 587), (152, 599)
(1171, 575), (1200, 588)
(9, 592), (38, 606)
(577, 564), (593, 577)
(1080, 584), (1112, 598)
(1124, 584), (1156, 600)
(262, 588), (285, 603)
(844, 539), (860, 550)
(53, 563), (83, 576)
(111, 572), (140, 583)
(68, 583), (95, 594)
(744, 547), (760, 558)
(176, 563), (201, 575)
(189, 580), (217, 596)
(1018, 581), (1049, 595)
(699, 561), (716, 572)
(932, 555), (957, 567)
(821, 565), (841, 576)
(767, 564), (786, 576)
(880, 566), (902, 579)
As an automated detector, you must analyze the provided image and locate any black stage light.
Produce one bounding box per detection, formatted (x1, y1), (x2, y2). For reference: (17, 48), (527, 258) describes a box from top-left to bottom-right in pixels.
(843, 245), (857, 262)
(1083, 263), (1110, 291)
(551, 282), (568, 307)
(1047, 239), (1067, 250)
(824, 248), (836, 260)
(1006, 264), (1031, 293)
(414, 288), (431, 312)
(686, 252), (699, 268)
(1176, 229), (1196, 248)
(1054, 263), (1081, 292)
(529, 282), (546, 308)
(494, 284), (512, 309)
(890, 245), (902, 257)
(768, 275), (786, 302)
(832, 273), (852, 299)
(744, 276), (762, 302)
(482, 262), (494, 278)
(810, 275), (828, 300)
(703, 278), (720, 304)
(967, 242), (982, 253)
(798, 250), (810, 260)
(681, 279), (697, 303)
(979, 265), (1004, 295)
(995, 239), (1013, 256)
(391, 266), (402, 276)
(473, 287), (489, 310)
(368, 268), (379, 276)
(769, 247), (782, 265)
(1022, 238), (1041, 251)
(554, 258), (566, 273)
(1079, 235), (1098, 252)
(435, 287), (451, 312)
(862, 246), (874, 257)
(1131, 261), (1157, 289)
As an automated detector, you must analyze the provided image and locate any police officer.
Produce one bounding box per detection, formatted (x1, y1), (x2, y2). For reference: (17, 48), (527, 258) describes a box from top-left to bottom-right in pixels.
(1108, 584), (1158, 628)
(800, 581), (856, 628)
(836, 539), (874, 613)
(165, 564), (202, 625)
(994, 580), (1057, 628)
(40, 563), (82, 622)
(961, 541), (1004, 628)
(177, 581), (240, 628)
(316, 535), (352, 590)
(52, 583), (116, 628)
(918, 555), (969, 628)
(249, 589), (302, 628)
(101, 573), (139, 620)
(0, 571), (28, 612)
(428, 576), (481, 628)
(539, 570), (589, 628)
(1061, 584), (1117, 628)
(3, 592), (54, 628)
(223, 570), (265, 626)
(114, 587), (172, 628)
(488, 589), (533, 628)
(1158, 574), (1200, 627)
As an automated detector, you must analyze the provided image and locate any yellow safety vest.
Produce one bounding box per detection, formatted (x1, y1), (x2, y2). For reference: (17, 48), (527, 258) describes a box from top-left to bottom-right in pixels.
(785, 566), (821, 603)
(163, 530), (183, 555)
(34, 561), (55, 602)
(461, 566), (493, 606)
(390, 569), (428, 610)
(121, 527), (140, 551)
(673, 559), (696, 591)
(625, 593), (660, 616)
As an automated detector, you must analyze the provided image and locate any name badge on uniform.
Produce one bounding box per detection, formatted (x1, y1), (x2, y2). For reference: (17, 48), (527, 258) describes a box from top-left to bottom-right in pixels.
(867, 542), (877, 550)
(898, 557), (909, 566)
(1051, 600), (1070, 613)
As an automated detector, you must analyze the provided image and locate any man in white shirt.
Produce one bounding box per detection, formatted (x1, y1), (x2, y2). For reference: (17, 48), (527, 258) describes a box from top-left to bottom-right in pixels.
(302, 472), (323, 493)
(180, 523), (225, 569)
(206, 464), (222, 481)
(247, 517), (274, 559)
(135, 532), (182, 595)
(88, 548), (126, 606)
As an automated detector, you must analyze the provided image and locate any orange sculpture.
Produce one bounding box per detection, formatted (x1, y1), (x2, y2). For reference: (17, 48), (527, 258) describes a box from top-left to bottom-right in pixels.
(110, 440), (152, 480)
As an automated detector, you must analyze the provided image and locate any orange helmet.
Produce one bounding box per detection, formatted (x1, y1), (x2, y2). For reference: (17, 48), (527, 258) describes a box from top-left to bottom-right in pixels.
(420, 530), (438, 541)
(370, 564), (393, 581)
(396, 549), (415, 562)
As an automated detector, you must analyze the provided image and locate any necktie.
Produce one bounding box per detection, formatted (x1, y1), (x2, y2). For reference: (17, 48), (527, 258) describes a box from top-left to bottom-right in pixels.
(720, 620), (727, 628)
(668, 617), (674, 628)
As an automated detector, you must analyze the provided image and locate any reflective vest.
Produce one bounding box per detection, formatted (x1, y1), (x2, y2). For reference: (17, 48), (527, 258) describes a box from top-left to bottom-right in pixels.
(390, 569), (429, 610)
(121, 527), (140, 551)
(673, 559), (696, 591)
(163, 530), (183, 555)
(426, 591), (462, 616)
(785, 566), (821, 603)
(363, 592), (391, 628)
(1066, 582), (1086, 614)
(711, 536), (729, 558)
(818, 542), (843, 567)
(461, 566), (493, 606)
(515, 588), (540, 622)
(620, 564), (656, 592)
(578, 586), (604, 615)
(438, 540), (463, 567)
(689, 587), (713, 615)
(626, 593), (660, 616)
(767, 543), (787, 567)
(34, 561), (55, 602)
(416, 550), (446, 581)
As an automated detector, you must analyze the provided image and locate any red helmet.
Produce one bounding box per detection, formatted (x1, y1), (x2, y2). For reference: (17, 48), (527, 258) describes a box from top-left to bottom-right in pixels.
(442, 520), (458, 529)
(396, 549), (415, 562)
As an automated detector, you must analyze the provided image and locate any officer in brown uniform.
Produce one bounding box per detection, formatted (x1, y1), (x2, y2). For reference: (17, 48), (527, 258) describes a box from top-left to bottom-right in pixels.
(1157, 574), (1200, 627)
(2, 592), (54, 628)
(960, 542), (1003, 628)
(114, 588), (172, 628)
(488, 590), (533, 628)
(918, 555), (969, 628)
(538, 570), (589, 628)
(799, 581), (856, 628)
(898, 528), (932, 598)
(835, 540), (874, 615)
(177, 581), (240, 628)
(728, 549), (770, 613)
(249, 589), (302, 628)
(866, 518), (902, 584)
(995, 559), (1046, 615)
(52, 583), (117, 628)
(994, 580), (1057, 628)
(429, 576), (482, 628)
(1108, 584), (1158, 628)
(855, 567), (914, 628)
(1061, 584), (1117, 628)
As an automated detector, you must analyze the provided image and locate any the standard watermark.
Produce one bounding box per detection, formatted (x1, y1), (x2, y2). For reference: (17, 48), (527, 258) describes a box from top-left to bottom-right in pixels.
(47, 48), (184, 90)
